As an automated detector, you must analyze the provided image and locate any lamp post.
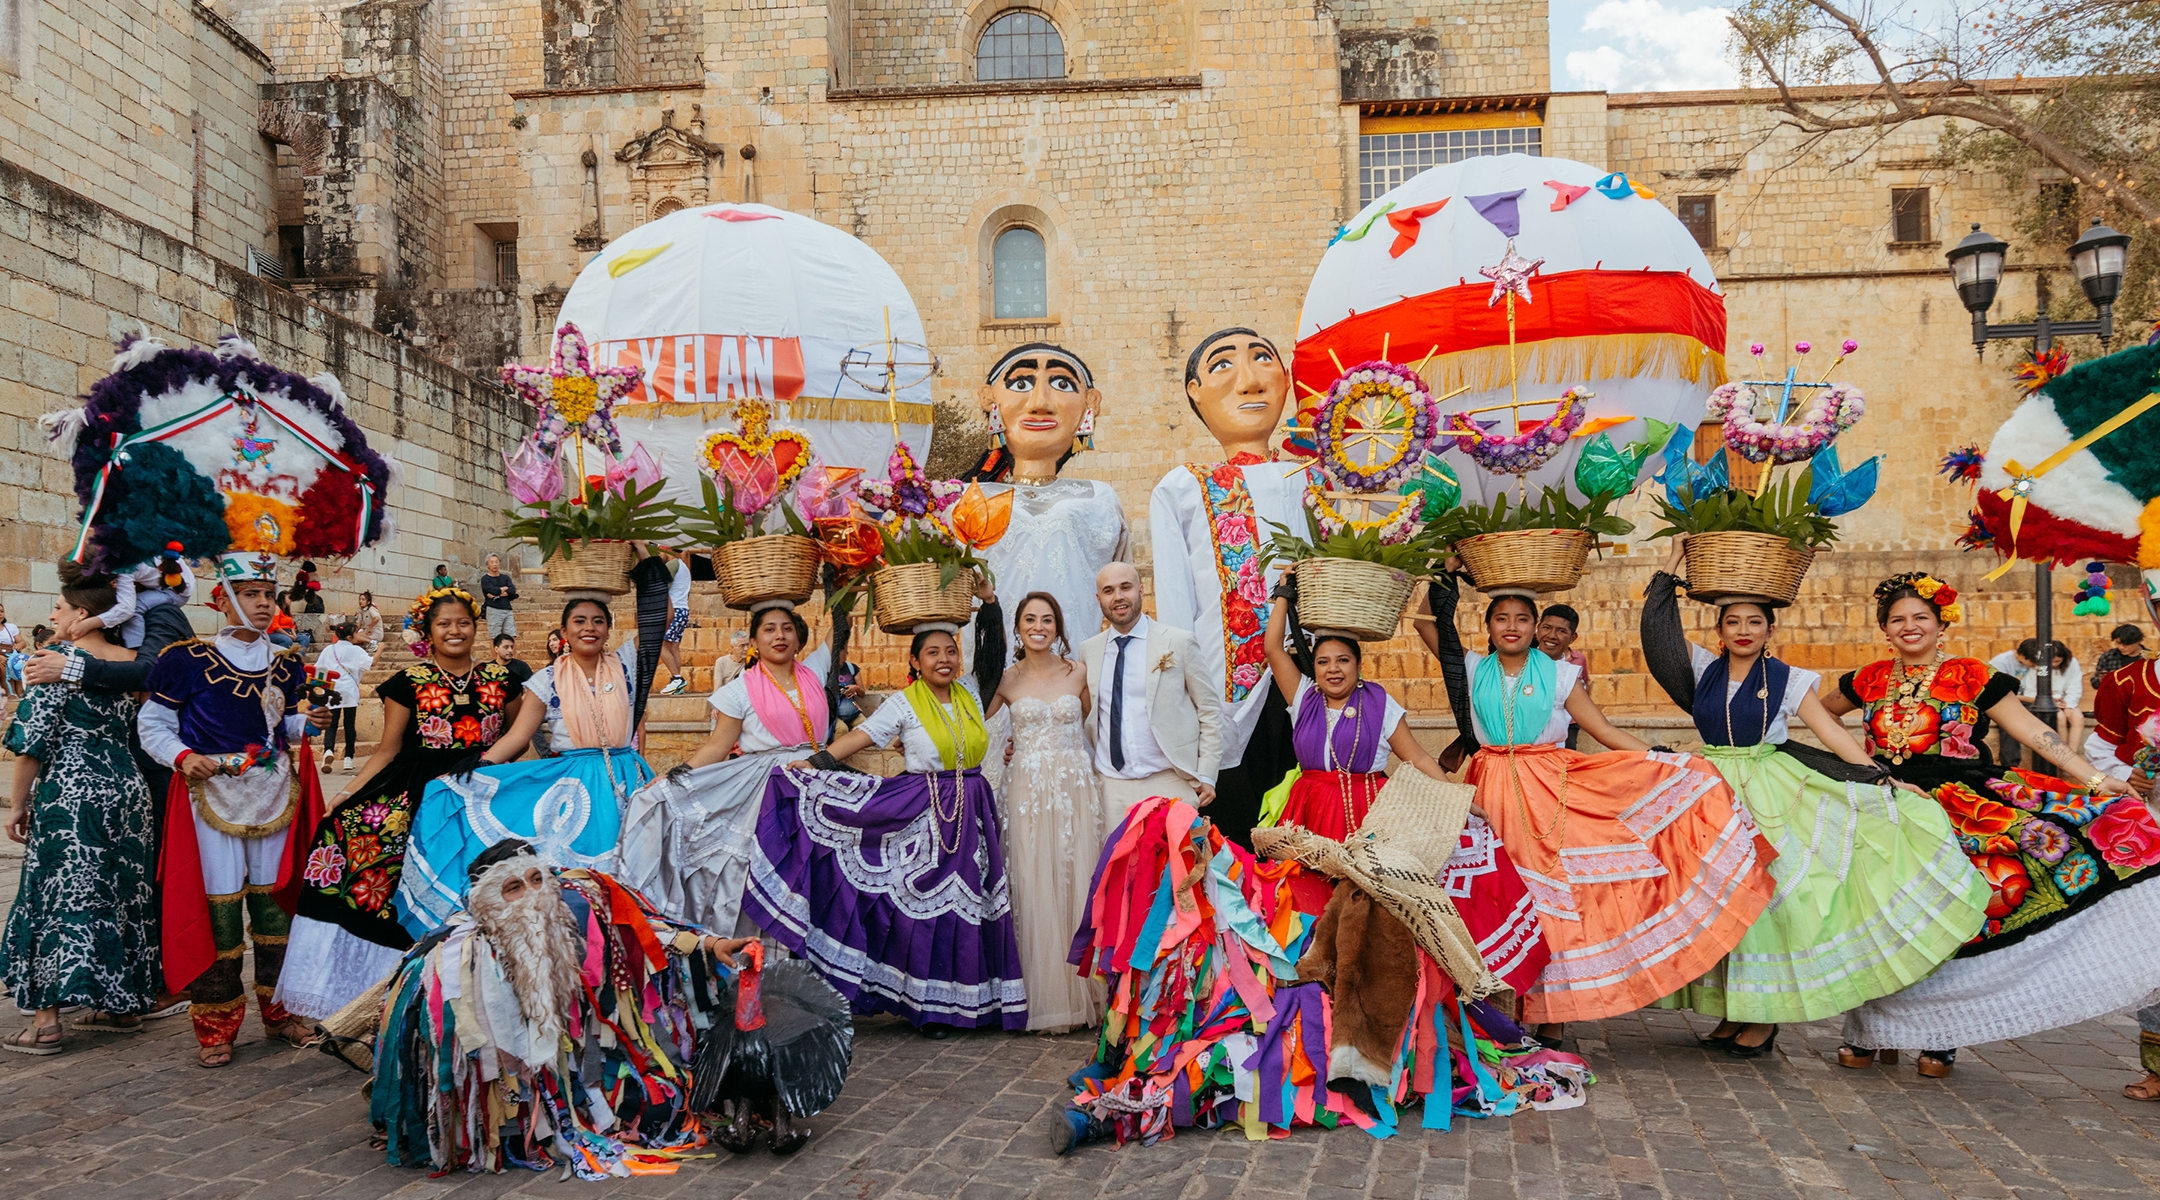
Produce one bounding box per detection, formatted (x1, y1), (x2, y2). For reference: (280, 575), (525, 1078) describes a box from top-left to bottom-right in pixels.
(1944, 217), (2131, 732)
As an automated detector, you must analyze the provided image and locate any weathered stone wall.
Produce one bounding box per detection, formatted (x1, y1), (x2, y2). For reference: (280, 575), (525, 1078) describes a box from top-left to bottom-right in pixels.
(844, 0), (1193, 87)
(0, 0), (279, 270)
(1331, 0), (1548, 98)
(0, 158), (527, 620)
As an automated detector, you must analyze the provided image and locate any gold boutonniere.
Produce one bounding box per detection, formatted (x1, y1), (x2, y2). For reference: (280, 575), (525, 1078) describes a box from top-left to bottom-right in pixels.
(1154, 652), (1176, 674)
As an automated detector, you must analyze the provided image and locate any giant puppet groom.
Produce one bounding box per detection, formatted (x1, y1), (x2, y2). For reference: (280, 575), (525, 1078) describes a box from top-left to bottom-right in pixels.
(1147, 328), (1311, 845)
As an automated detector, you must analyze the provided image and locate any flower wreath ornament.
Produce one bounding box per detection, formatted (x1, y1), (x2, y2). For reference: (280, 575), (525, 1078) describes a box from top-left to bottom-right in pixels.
(1704, 381), (1866, 464)
(1707, 339), (1866, 464)
(1307, 484), (1422, 544)
(1444, 386), (1592, 475)
(405, 585), (480, 657)
(500, 323), (639, 459)
(1313, 360), (1440, 490)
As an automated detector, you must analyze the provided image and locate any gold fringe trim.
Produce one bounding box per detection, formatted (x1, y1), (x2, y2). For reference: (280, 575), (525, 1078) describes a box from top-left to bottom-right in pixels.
(191, 996), (247, 1014)
(1413, 333), (1725, 398)
(206, 890), (245, 904)
(249, 934), (289, 947)
(214, 946), (247, 961)
(242, 883), (278, 895)
(191, 782), (297, 840)
(619, 396), (935, 425)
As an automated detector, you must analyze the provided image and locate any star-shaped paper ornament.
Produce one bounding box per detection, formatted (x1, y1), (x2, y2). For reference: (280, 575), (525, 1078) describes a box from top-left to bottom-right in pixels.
(1478, 243), (1545, 308)
(500, 323), (642, 458)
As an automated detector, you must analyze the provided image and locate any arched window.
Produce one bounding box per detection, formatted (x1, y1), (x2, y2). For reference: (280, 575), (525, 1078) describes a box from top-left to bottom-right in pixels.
(651, 196), (686, 218)
(991, 225), (1048, 319)
(977, 10), (1064, 82)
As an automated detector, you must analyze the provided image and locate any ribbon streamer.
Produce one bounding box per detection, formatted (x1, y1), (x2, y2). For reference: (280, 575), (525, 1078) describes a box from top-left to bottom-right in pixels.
(1986, 388), (2160, 580)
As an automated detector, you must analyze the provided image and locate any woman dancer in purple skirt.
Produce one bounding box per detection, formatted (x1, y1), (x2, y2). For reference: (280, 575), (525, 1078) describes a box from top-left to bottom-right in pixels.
(744, 623), (1027, 1036)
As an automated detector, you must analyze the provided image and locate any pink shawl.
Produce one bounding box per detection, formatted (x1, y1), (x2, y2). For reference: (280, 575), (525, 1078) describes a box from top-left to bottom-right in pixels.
(745, 661), (829, 748)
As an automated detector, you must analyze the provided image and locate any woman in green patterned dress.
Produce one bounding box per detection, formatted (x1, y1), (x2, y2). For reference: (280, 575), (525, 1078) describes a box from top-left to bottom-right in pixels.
(3, 565), (157, 1056)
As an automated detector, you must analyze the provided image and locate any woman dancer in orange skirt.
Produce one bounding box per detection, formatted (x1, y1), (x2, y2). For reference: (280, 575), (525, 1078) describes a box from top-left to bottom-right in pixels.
(1423, 574), (1777, 1042)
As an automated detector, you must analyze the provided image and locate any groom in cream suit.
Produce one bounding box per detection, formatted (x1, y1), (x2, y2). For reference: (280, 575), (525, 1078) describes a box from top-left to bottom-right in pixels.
(1081, 563), (1223, 820)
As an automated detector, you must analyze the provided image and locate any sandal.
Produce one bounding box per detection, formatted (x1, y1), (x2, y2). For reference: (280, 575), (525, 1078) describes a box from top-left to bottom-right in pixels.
(2123, 1073), (2160, 1101)
(2, 1023), (63, 1056)
(197, 1043), (235, 1069)
(1837, 1044), (1899, 1068)
(73, 1011), (144, 1034)
(263, 1017), (313, 1048)
(1916, 1049), (1956, 1078)
(143, 996), (191, 1019)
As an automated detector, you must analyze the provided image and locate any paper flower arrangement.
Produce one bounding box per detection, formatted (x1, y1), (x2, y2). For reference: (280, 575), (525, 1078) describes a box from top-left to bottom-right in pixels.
(1313, 360), (1440, 490)
(1444, 387), (1591, 475)
(858, 442), (965, 527)
(1705, 382), (1865, 464)
(500, 323), (639, 459)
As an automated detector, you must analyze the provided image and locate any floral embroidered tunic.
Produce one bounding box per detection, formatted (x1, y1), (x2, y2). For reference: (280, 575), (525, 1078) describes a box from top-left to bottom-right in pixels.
(295, 661), (522, 948)
(1841, 656), (2160, 951)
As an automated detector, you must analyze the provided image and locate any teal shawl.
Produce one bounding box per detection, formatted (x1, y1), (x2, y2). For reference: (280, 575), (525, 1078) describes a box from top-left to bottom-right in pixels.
(1471, 651), (1557, 747)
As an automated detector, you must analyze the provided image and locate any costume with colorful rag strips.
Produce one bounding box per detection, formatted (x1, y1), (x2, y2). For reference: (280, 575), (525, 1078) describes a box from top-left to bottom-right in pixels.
(1053, 785), (1584, 1154)
(48, 334), (393, 1057)
(364, 840), (842, 1177)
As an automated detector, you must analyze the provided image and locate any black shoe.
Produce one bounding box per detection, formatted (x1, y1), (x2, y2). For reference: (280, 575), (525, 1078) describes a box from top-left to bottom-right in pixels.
(1698, 1022), (1741, 1051)
(1726, 1025), (1779, 1060)
(918, 1022), (952, 1041)
(768, 1112), (810, 1156)
(1049, 1106), (1113, 1156)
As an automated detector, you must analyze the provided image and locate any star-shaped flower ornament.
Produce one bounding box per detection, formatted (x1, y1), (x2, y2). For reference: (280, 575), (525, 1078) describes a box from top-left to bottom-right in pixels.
(500, 323), (641, 458)
(1478, 243), (1546, 308)
(858, 441), (963, 527)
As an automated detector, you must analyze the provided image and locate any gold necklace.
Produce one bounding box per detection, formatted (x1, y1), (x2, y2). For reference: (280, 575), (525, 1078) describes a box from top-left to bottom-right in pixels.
(1011, 471), (1058, 487)
(759, 660), (819, 745)
(1879, 651), (1948, 764)
(1501, 670), (1569, 845)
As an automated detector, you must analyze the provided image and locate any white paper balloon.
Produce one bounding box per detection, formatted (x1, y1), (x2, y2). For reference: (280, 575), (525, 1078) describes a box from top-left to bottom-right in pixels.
(1294, 153), (1726, 504)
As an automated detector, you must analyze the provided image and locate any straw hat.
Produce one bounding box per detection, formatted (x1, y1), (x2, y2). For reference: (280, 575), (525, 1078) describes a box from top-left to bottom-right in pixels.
(1252, 770), (1508, 1005)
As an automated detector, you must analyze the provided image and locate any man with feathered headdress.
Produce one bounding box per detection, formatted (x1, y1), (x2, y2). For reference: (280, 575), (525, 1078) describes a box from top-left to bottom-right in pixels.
(138, 550), (334, 1065)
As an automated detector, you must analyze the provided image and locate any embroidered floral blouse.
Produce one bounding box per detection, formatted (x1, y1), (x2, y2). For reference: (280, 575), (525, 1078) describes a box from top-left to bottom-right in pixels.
(1838, 658), (2020, 784)
(380, 661), (521, 751)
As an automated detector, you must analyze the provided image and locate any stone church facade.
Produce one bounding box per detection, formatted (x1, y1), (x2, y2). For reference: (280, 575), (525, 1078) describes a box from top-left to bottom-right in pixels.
(0, 0), (2124, 701)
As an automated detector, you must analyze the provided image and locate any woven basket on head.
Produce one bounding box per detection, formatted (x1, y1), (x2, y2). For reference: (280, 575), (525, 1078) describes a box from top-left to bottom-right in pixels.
(1454, 528), (1592, 596)
(1682, 531), (1816, 608)
(1252, 769), (1509, 1006)
(1294, 557), (1416, 642)
(714, 534), (821, 609)
(543, 539), (635, 596)
(871, 562), (977, 635)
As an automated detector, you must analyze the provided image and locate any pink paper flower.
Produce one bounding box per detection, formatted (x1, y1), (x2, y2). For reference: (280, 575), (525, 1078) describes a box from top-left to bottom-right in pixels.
(504, 435), (564, 506)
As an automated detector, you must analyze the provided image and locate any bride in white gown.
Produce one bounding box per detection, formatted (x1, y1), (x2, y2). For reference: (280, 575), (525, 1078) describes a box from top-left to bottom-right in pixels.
(985, 592), (1106, 1032)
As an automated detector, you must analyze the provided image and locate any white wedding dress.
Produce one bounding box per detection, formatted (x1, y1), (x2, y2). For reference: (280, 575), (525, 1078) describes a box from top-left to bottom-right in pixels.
(1002, 694), (1108, 1031)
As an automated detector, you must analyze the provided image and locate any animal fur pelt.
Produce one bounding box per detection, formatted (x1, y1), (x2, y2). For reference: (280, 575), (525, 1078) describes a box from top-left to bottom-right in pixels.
(1297, 882), (1421, 1088)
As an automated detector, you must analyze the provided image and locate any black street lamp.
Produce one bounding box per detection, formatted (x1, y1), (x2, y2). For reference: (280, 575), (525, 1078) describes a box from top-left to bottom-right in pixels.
(1944, 217), (2131, 730)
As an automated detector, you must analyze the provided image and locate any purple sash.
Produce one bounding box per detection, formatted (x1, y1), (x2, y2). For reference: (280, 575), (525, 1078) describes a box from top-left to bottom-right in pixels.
(1291, 679), (1390, 773)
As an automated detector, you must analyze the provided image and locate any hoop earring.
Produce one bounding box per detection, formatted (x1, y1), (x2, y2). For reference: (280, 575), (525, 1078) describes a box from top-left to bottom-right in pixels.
(990, 400), (1007, 448)
(1073, 407), (1095, 454)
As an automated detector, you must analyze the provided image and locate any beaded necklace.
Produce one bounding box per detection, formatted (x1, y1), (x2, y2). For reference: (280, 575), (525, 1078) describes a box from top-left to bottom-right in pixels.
(918, 683), (968, 855)
(1499, 664), (1570, 844)
(1322, 682), (1380, 833)
(758, 660), (819, 746)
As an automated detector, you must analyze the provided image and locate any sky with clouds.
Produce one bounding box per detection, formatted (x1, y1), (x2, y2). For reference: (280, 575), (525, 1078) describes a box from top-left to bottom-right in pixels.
(1551, 0), (1743, 93)
(1551, 1), (1966, 93)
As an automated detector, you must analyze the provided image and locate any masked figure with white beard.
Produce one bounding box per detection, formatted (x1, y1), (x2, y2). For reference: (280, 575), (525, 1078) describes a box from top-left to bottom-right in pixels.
(367, 839), (854, 1175)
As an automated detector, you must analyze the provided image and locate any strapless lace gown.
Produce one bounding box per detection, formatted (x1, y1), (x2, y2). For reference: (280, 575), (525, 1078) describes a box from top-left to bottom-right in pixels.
(1003, 694), (1107, 1031)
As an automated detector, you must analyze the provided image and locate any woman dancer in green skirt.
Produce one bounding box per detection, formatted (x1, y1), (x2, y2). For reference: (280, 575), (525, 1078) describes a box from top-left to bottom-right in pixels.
(1641, 539), (1989, 1058)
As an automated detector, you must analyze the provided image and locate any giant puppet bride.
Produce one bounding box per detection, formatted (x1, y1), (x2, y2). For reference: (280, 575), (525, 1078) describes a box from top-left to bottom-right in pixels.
(961, 342), (1132, 680)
